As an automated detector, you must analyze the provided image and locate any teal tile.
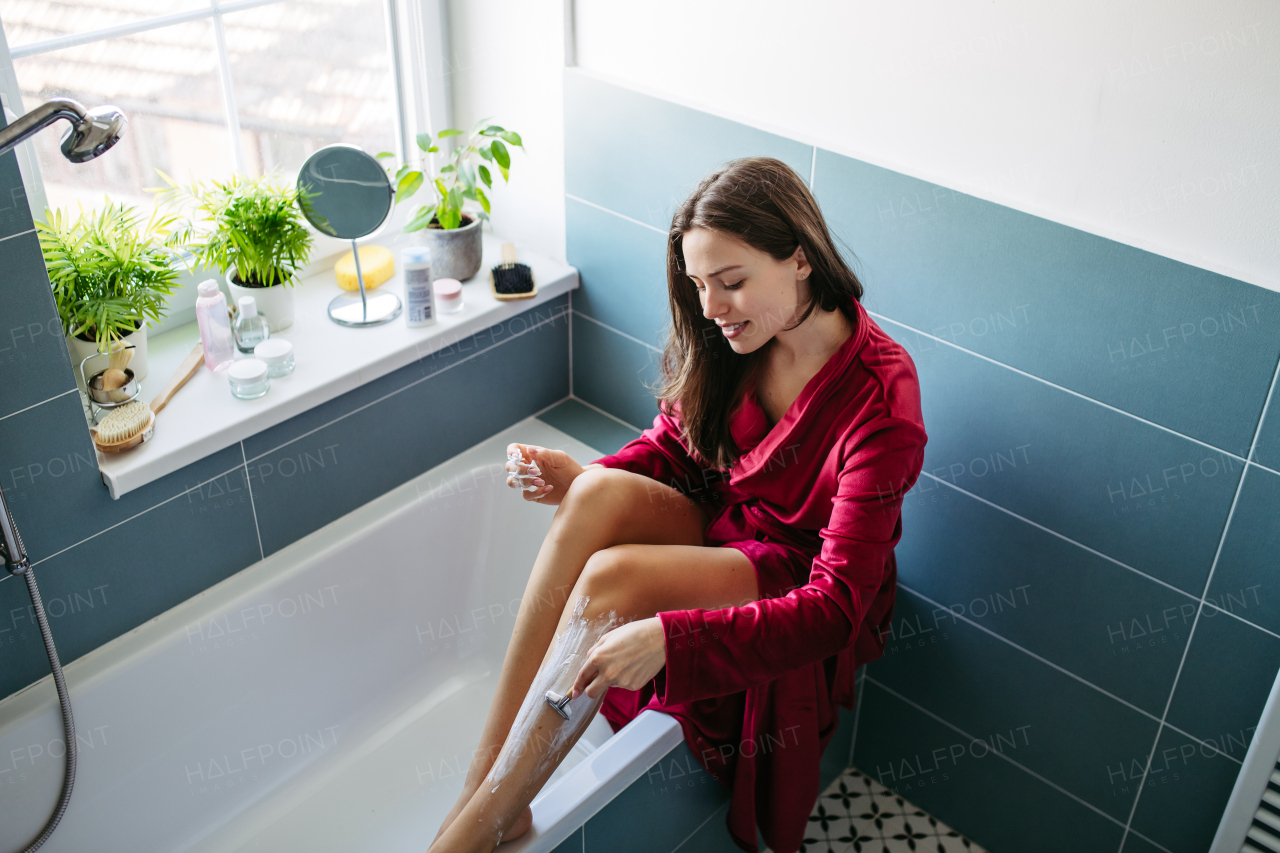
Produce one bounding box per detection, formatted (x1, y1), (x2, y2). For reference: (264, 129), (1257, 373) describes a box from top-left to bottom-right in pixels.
(868, 593), (1158, 821)
(583, 741), (730, 853)
(819, 706), (856, 794)
(0, 392), (247, 563)
(571, 313), (661, 432)
(898, 480), (1194, 716)
(251, 313), (569, 555)
(566, 198), (670, 350)
(0, 232), (77, 418)
(1119, 832), (1173, 853)
(1165, 603), (1280, 757)
(901, 479), (1187, 712)
(242, 295), (569, 458)
(1127, 727), (1245, 853)
(537, 398), (640, 457)
(564, 72), (813, 231)
(1206, 465), (1280, 635)
(1254, 393), (1280, 473)
(0, 140), (34, 240)
(890, 316), (1243, 595)
(814, 148), (1280, 456)
(0, 464), (260, 699)
(853, 680), (1125, 853)
(671, 801), (739, 853)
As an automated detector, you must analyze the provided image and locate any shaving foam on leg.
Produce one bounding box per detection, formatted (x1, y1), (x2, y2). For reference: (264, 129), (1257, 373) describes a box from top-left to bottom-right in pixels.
(487, 595), (621, 793)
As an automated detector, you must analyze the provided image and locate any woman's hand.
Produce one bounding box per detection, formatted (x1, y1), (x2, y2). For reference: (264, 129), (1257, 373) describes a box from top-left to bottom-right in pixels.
(505, 443), (587, 506)
(571, 617), (666, 699)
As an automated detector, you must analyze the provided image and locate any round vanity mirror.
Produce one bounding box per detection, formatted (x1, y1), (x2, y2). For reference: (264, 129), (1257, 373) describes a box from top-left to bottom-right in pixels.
(297, 144), (402, 327)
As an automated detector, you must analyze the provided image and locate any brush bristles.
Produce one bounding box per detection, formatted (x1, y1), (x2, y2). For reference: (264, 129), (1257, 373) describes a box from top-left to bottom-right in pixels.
(96, 401), (151, 445)
(492, 262), (534, 294)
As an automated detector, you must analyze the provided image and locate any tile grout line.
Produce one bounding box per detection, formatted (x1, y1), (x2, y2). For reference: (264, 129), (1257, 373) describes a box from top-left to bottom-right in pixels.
(571, 308), (664, 354)
(901, 573), (1249, 758)
(240, 441), (264, 561)
(16, 459), (251, 573)
(1247, 348), (1280, 466)
(567, 289), (574, 397)
(901, 571), (1239, 763)
(0, 387), (78, 423)
(897, 584), (1162, 725)
(244, 306), (571, 465)
(867, 310), (1255, 465)
(530, 394), (573, 423)
(918, 463), (1280, 641)
(847, 666), (866, 767)
(915, 470), (1196, 600)
(863, 676), (1175, 853)
(0, 226), (36, 244)
(1116, 350), (1280, 850)
(808, 145), (817, 189)
(669, 801), (728, 852)
(567, 394), (644, 434)
(559, 192), (1274, 473)
(565, 192), (667, 235)
(9, 305), (572, 579)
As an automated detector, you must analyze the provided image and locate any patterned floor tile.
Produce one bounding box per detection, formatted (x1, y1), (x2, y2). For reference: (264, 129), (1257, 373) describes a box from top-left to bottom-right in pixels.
(800, 768), (986, 853)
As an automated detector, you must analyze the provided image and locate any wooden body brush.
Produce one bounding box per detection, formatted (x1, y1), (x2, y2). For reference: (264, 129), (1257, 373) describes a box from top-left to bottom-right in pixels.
(489, 242), (537, 301)
(92, 342), (204, 453)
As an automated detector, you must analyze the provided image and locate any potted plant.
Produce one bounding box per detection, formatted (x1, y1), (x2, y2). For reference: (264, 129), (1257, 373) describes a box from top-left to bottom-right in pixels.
(382, 119), (523, 281)
(38, 203), (181, 383)
(161, 172), (314, 331)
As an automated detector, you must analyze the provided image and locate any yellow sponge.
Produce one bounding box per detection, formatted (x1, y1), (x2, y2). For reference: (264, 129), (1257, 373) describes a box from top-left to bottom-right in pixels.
(335, 246), (394, 291)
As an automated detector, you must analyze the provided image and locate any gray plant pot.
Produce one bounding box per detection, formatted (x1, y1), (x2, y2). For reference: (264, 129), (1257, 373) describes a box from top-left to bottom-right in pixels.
(418, 214), (483, 281)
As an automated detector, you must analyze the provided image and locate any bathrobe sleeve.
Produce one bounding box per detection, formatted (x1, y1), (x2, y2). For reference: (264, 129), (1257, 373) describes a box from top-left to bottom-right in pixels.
(656, 417), (927, 705)
(590, 409), (718, 498)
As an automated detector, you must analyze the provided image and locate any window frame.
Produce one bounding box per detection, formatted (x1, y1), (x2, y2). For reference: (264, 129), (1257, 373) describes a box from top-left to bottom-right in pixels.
(0, 0), (451, 213)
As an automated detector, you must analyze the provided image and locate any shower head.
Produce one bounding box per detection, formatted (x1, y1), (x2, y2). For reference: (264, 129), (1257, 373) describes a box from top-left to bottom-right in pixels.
(0, 97), (126, 163)
(61, 106), (127, 163)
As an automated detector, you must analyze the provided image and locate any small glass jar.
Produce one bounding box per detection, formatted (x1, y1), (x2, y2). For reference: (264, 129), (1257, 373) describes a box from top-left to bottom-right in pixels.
(227, 358), (270, 399)
(254, 338), (295, 378)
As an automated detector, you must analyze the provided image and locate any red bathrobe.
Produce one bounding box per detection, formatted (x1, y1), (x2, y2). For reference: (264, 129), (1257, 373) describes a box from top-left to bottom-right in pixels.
(594, 296), (928, 853)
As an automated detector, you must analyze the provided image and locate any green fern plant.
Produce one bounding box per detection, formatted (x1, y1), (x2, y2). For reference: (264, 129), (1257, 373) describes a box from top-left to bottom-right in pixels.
(159, 171), (314, 287)
(38, 203), (181, 351)
(379, 118), (523, 231)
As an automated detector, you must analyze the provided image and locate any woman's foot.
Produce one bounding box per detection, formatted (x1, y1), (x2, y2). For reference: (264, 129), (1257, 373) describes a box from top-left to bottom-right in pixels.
(499, 806), (534, 843)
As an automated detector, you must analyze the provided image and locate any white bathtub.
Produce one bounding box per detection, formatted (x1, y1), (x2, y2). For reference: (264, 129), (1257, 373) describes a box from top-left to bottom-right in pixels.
(0, 417), (683, 853)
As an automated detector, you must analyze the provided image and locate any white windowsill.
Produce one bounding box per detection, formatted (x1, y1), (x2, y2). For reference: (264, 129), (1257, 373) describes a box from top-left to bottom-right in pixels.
(95, 230), (578, 500)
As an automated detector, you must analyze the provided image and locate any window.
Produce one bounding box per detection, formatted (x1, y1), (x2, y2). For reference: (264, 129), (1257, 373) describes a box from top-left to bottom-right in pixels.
(4, 0), (409, 215)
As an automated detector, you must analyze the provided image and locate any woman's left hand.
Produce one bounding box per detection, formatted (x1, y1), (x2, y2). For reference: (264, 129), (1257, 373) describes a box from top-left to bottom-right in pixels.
(572, 617), (666, 700)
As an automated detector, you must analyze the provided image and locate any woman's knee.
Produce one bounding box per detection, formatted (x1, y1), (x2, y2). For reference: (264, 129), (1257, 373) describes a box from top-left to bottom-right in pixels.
(559, 467), (632, 511)
(574, 546), (640, 617)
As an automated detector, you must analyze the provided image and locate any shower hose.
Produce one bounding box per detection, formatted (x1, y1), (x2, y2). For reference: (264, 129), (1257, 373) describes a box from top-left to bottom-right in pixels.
(4, 563), (77, 853)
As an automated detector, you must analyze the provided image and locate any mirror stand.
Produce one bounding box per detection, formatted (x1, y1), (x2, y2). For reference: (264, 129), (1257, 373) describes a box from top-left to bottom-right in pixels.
(327, 239), (403, 327)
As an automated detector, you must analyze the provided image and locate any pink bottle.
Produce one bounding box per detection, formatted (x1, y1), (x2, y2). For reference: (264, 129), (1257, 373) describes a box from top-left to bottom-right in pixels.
(195, 279), (236, 372)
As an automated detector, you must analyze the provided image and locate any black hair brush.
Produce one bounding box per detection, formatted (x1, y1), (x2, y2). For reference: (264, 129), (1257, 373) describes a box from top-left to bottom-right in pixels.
(490, 242), (537, 301)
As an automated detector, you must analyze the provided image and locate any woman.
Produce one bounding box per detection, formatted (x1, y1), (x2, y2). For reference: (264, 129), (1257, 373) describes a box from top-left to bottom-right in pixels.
(428, 157), (927, 853)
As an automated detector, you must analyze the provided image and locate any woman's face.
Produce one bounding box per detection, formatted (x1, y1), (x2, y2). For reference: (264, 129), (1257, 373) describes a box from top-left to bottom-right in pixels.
(681, 227), (812, 355)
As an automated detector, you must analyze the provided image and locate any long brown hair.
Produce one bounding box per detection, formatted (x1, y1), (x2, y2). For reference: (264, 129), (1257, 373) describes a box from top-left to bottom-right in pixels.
(658, 156), (864, 470)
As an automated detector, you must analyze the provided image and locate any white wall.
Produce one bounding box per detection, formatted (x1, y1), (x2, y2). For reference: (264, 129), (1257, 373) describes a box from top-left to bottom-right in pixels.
(449, 0), (1278, 291)
(444, 0), (567, 261)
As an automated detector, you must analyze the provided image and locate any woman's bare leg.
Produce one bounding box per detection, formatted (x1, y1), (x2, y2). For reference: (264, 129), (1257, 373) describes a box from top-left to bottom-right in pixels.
(431, 468), (711, 843)
(428, 541), (759, 853)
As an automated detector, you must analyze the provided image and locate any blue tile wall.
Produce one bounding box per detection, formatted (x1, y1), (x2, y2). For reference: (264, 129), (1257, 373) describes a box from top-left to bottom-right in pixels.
(0, 179), (570, 705)
(562, 68), (1280, 852)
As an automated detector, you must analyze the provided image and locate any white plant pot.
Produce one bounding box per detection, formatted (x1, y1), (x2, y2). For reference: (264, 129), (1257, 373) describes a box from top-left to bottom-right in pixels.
(66, 324), (149, 390)
(228, 267), (295, 332)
